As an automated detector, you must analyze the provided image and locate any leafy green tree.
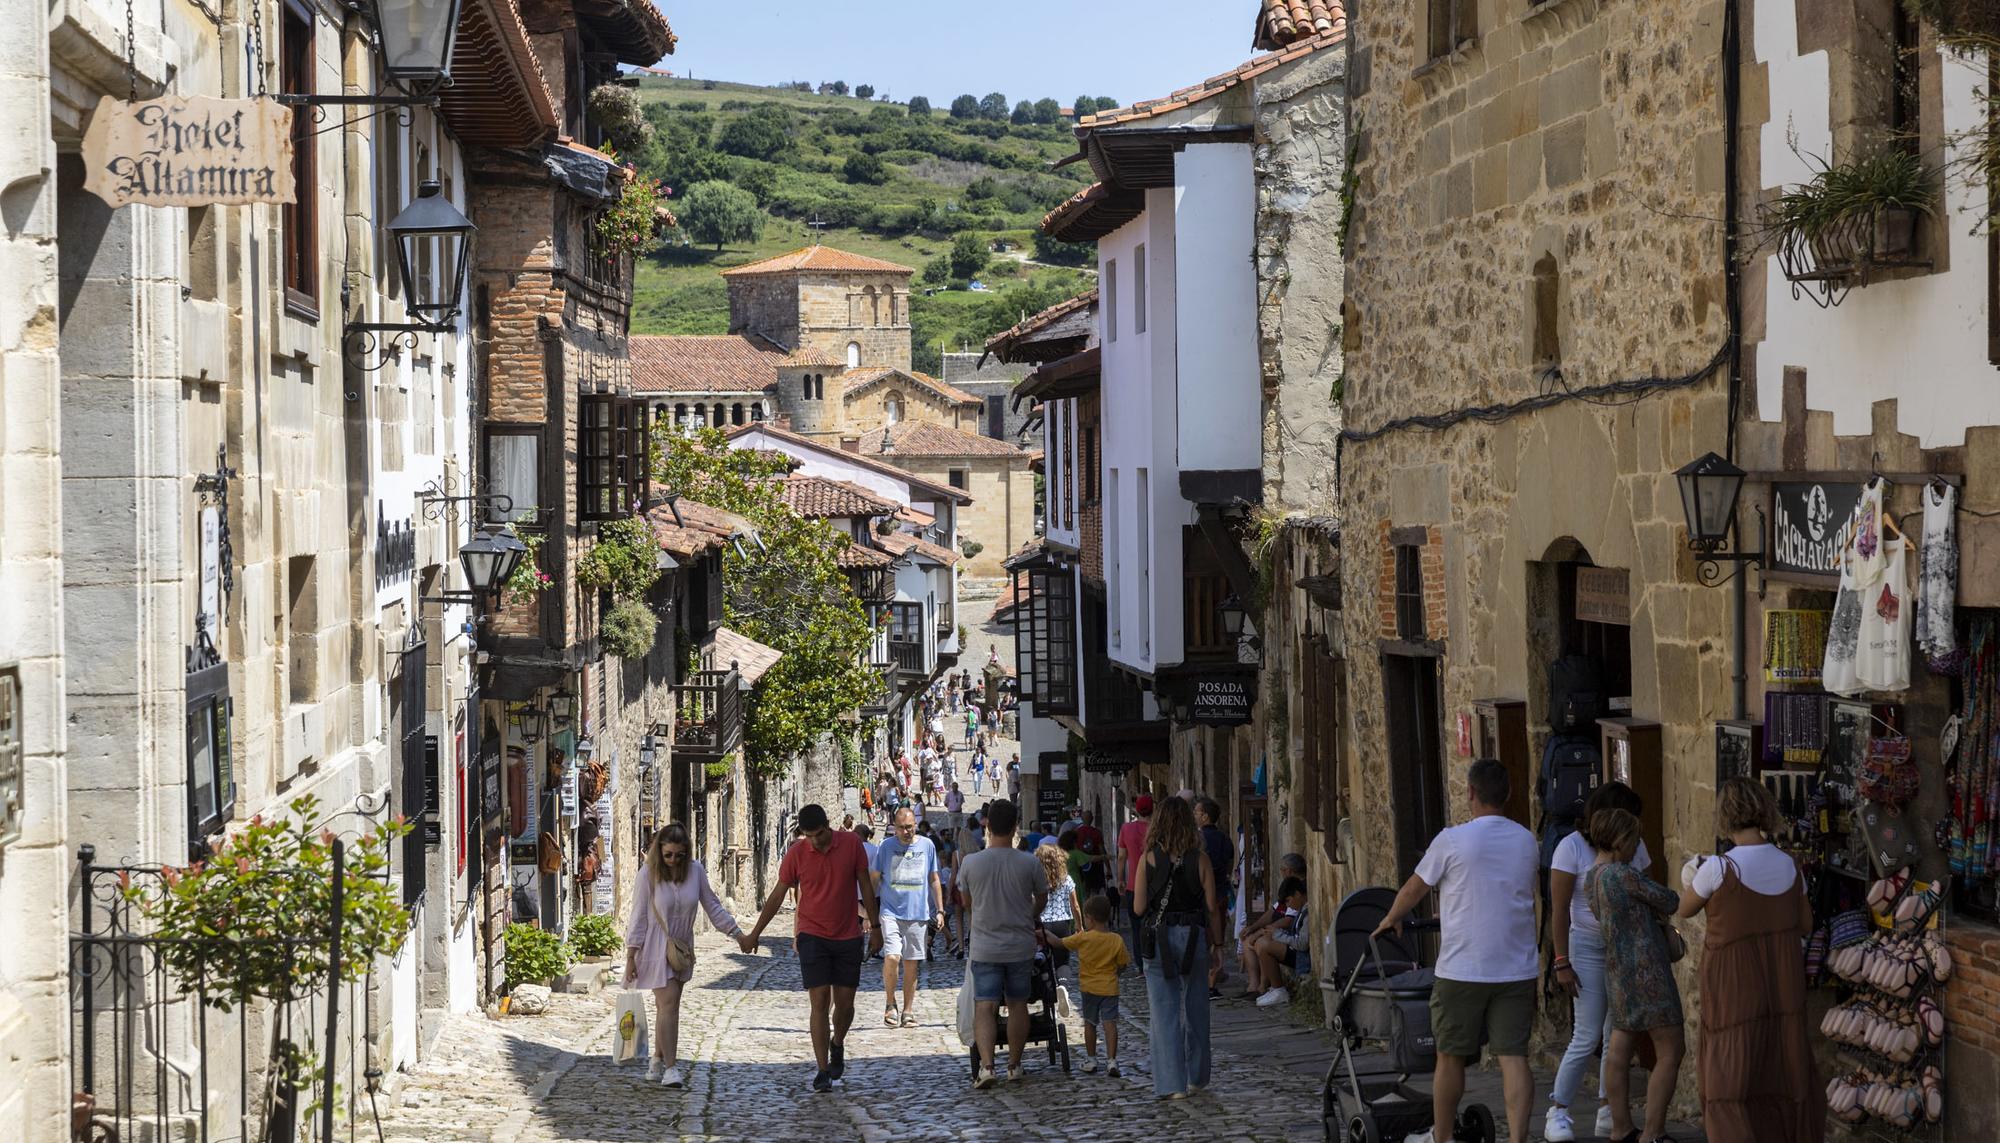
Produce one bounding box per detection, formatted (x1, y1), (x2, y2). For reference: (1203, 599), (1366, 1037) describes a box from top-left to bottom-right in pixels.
(653, 430), (881, 772)
(949, 231), (989, 280)
(1011, 100), (1034, 125)
(920, 255), (951, 287)
(843, 151), (888, 185)
(1032, 98), (1062, 125)
(678, 180), (763, 250)
(1033, 229), (1096, 267)
(717, 105), (792, 160)
(949, 93), (979, 119)
(736, 162), (779, 205)
(907, 95), (932, 117)
(828, 80), (850, 95)
(1072, 95), (1097, 117)
(855, 84), (875, 99)
(1095, 95), (1119, 111)
(979, 92), (1010, 120)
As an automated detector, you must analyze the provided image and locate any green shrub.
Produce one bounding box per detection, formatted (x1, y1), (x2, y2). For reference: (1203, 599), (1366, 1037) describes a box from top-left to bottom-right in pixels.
(704, 759), (732, 780)
(569, 913), (623, 958)
(601, 597), (658, 659)
(503, 923), (572, 991)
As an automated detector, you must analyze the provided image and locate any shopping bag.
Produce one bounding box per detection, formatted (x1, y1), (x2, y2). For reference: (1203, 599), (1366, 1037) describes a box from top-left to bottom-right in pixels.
(612, 990), (649, 1064)
(956, 970), (978, 1048)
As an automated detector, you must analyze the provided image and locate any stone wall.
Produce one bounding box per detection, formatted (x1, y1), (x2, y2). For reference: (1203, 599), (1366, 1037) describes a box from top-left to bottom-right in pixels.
(795, 271), (912, 371)
(1344, 0), (1732, 1106)
(1942, 921), (2000, 1139)
(890, 456), (1034, 576)
(726, 275), (799, 347)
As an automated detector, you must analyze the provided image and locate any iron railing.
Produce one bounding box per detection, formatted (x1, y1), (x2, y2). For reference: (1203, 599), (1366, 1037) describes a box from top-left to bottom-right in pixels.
(887, 640), (926, 675)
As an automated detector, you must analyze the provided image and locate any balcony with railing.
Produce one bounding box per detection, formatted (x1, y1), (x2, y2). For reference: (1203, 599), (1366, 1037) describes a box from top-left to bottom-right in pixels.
(888, 638), (927, 676)
(1183, 573), (1234, 660)
(886, 600), (929, 679)
(673, 668), (743, 762)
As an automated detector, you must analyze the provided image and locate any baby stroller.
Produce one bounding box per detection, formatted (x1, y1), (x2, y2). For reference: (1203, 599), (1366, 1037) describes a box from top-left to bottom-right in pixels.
(965, 943), (1073, 1076)
(1321, 888), (1495, 1143)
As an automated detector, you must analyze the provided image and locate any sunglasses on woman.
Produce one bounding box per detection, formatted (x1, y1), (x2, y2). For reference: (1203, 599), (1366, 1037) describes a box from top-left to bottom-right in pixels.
(662, 849), (687, 861)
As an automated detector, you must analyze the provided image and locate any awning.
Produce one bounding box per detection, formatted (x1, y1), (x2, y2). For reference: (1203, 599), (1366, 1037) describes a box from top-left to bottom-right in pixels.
(714, 627), (782, 685)
(1014, 347), (1101, 407)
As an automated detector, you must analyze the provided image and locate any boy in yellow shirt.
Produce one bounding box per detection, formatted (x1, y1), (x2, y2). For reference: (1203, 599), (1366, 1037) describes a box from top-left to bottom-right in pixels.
(1056, 895), (1131, 1075)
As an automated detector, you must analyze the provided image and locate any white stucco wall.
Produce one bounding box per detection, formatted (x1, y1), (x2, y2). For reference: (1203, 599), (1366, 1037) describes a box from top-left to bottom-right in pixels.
(1173, 142), (1261, 477)
(1754, 4), (1997, 445)
(1045, 398), (1079, 550)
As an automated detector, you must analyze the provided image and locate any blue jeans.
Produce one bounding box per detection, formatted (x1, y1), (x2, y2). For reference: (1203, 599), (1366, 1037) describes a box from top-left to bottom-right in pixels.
(1142, 925), (1211, 1096)
(1553, 926), (1611, 1108)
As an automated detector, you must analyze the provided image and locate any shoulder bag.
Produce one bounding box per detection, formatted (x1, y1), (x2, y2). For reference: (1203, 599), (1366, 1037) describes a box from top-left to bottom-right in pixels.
(648, 883), (695, 976)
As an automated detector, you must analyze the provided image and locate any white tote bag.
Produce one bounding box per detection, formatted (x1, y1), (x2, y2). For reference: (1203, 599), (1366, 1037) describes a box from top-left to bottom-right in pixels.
(956, 969), (978, 1048)
(612, 990), (650, 1064)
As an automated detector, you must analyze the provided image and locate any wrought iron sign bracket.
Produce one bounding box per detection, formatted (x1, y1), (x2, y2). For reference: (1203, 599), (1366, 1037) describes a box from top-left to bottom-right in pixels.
(1691, 506), (1768, 591)
(417, 480), (515, 523)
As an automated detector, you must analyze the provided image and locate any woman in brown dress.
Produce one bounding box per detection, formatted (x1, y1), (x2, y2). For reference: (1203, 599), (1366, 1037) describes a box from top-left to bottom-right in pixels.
(1675, 778), (1825, 1143)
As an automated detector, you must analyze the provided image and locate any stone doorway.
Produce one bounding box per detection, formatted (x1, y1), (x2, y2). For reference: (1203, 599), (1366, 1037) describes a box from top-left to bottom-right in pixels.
(1525, 538), (1633, 735)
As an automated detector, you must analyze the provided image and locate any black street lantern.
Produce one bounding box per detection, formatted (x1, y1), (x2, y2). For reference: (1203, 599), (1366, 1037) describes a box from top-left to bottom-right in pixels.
(373, 0), (465, 92)
(1675, 451), (1747, 551)
(458, 525), (527, 596)
(390, 181), (476, 330)
(1218, 593), (1249, 641)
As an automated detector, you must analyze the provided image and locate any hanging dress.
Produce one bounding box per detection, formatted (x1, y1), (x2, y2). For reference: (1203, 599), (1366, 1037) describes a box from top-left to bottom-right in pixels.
(1854, 534), (1911, 693)
(1825, 482), (1896, 697)
(1698, 857), (1825, 1143)
(1915, 481), (1959, 670)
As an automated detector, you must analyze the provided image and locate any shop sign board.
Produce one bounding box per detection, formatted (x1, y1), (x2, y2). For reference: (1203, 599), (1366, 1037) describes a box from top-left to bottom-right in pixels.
(1037, 788), (1067, 826)
(1771, 480), (1864, 576)
(1189, 673), (1255, 726)
(1080, 749), (1137, 774)
(82, 95), (296, 208)
(1576, 567), (1630, 626)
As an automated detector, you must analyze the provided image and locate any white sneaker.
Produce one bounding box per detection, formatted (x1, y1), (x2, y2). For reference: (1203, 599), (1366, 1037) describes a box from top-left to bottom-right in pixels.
(1007, 1065), (1024, 1083)
(1545, 1105), (1576, 1142)
(1255, 986), (1289, 1007)
(973, 1065), (997, 1090)
(644, 1058), (661, 1082)
(1106, 1061), (1122, 1078)
(1596, 1106), (1614, 1136)
(660, 1064), (683, 1088)
(1081, 1055), (1099, 1074)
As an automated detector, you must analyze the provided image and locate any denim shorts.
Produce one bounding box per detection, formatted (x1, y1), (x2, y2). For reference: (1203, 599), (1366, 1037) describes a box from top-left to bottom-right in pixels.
(970, 958), (1033, 1002)
(1081, 992), (1120, 1027)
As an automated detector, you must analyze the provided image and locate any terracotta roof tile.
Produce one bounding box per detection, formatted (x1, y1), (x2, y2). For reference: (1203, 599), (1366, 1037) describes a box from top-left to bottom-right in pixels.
(646, 496), (745, 558)
(714, 626), (782, 684)
(722, 423), (975, 504)
(855, 421), (1030, 459)
(1255, 0), (1347, 49)
(834, 541), (895, 570)
(842, 367), (982, 407)
(1040, 182), (1144, 241)
(719, 245), (916, 277)
(877, 531), (960, 567)
(895, 505), (935, 527)
(630, 334), (786, 394)
(1078, 27), (1347, 130)
(778, 475), (900, 520)
(984, 289), (1097, 357)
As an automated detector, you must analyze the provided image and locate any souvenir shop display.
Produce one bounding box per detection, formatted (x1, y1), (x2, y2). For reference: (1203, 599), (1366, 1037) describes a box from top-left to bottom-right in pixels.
(1947, 617), (2000, 891)
(1765, 608), (1831, 683)
(1915, 481), (1958, 671)
(1824, 478), (1914, 697)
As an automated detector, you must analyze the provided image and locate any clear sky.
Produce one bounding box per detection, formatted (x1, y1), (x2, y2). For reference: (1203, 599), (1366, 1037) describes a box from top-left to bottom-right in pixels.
(654, 0), (1260, 111)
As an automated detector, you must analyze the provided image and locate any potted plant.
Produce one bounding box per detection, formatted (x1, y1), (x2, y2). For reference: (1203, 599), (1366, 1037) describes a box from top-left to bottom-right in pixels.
(1770, 148), (1937, 284)
(704, 755), (734, 788)
(502, 921), (573, 1005)
(127, 797), (411, 1143)
(1905, 0), (2000, 42)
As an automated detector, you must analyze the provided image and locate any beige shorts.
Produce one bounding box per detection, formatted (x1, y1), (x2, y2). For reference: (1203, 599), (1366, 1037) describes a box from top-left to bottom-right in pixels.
(880, 916), (929, 961)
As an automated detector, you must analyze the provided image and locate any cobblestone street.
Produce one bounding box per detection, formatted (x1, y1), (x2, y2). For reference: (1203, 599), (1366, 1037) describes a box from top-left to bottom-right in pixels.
(380, 916), (1325, 1143)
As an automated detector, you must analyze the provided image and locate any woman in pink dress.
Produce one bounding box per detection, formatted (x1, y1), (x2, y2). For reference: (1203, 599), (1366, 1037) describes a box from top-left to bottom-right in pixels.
(624, 823), (744, 1088)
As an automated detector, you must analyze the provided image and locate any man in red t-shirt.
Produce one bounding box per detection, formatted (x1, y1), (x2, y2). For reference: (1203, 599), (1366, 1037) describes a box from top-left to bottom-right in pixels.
(744, 803), (881, 1092)
(1117, 795), (1154, 943)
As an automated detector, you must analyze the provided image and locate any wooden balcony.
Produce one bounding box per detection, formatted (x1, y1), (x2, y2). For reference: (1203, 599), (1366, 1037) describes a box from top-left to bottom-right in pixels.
(673, 668), (742, 762)
(888, 639), (927, 677)
(1184, 573), (1234, 659)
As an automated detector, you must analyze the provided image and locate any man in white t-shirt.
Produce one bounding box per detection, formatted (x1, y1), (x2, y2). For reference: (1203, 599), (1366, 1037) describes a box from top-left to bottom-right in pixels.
(1374, 759), (1538, 1143)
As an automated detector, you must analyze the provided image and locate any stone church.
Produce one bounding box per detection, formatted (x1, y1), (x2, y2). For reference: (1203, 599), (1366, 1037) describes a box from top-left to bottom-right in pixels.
(632, 245), (1036, 576)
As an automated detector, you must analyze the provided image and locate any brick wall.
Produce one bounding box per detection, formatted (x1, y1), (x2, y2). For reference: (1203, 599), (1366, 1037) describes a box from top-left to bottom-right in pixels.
(1374, 520), (1447, 641)
(1943, 921), (2000, 1138)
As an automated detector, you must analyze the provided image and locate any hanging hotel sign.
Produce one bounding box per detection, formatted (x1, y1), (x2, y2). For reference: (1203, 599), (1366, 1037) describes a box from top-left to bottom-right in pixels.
(1575, 567), (1630, 626)
(1189, 673), (1256, 727)
(81, 96), (296, 209)
(1770, 480), (1864, 577)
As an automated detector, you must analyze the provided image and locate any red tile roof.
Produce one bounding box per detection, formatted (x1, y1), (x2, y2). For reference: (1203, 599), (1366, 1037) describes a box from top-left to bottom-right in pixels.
(856, 421), (1031, 460)
(1079, 28), (1347, 130)
(1255, 0), (1346, 50)
(834, 540), (896, 570)
(842, 367), (982, 407)
(723, 423), (974, 504)
(778, 475), (900, 520)
(877, 531), (960, 567)
(1040, 182), (1144, 241)
(631, 334), (786, 394)
(646, 497), (745, 558)
(714, 626), (782, 684)
(719, 245), (916, 277)
(983, 289), (1097, 358)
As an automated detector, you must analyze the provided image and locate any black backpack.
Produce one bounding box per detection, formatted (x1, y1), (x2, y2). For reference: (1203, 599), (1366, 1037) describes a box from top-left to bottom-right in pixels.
(1537, 733), (1602, 834)
(1548, 654), (1608, 733)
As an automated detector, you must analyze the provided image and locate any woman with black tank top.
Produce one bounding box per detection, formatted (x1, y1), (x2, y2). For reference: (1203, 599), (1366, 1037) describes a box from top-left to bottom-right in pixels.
(1131, 795), (1225, 1100)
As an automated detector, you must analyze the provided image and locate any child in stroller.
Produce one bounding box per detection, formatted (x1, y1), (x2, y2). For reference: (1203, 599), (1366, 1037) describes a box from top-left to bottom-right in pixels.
(1321, 888), (1496, 1143)
(966, 941), (1073, 1077)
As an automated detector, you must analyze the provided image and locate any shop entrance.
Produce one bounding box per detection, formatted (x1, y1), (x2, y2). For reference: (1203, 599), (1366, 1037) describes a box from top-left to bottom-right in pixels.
(1382, 650), (1446, 879)
(1527, 540), (1634, 728)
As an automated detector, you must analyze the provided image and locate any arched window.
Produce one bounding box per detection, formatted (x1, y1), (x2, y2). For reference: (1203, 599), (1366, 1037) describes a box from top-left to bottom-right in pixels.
(885, 392), (902, 424)
(674, 403), (688, 424)
(1532, 251), (1561, 367)
(814, 374), (826, 401)
(801, 375), (813, 399)
(751, 402), (765, 422)
(846, 341), (861, 369)
(732, 403), (745, 425)
(866, 286), (881, 326)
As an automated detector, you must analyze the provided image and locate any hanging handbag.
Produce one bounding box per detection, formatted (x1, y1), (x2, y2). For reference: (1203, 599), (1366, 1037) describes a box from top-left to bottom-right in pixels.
(537, 830), (564, 875)
(1136, 848), (1180, 962)
(649, 889), (694, 976)
(1659, 920), (1686, 964)
(1857, 736), (1919, 807)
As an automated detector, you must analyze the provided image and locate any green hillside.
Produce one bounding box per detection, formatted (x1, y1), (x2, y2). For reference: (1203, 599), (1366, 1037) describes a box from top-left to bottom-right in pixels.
(620, 76), (1100, 371)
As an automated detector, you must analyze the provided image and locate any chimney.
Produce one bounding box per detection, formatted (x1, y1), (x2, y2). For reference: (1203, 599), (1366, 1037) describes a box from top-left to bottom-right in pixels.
(840, 437), (860, 453)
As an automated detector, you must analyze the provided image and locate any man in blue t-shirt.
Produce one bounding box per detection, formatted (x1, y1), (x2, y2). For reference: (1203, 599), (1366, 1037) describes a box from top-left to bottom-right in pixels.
(872, 807), (944, 1027)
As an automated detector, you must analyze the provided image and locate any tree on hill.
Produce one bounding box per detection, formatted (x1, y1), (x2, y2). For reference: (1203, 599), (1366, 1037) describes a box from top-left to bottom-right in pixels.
(979, 92), (1009, 120)
(717, 105), (792, 160)
(1095, 96), (1119, 112)
(950, 94), (979, 119)
(1072, 95), (1097, 117)
(921, 255), (950, 288)
(908, 95), (932, 117)
(949, 232), (989, 280)
(843, 152), (887, 185)
(678, 180), (763, 250)
(855, 84), (875, 100)
(1032, 98), (1062, 125)
(1010, 100), (1034, 125)
(1033, 230), (1095, 267)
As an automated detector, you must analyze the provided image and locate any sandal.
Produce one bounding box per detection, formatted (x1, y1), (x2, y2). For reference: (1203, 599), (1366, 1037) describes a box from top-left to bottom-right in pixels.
(883, 1004), (899, 1026)
(901, 1013), (917, 1028)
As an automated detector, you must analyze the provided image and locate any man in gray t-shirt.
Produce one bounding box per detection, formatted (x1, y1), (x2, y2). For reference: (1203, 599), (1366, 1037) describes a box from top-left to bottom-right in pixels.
(955, 798), (1046, 1087)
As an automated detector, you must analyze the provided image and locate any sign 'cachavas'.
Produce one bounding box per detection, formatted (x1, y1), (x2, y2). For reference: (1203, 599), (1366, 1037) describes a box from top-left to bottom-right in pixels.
(82, 95), (296, 208)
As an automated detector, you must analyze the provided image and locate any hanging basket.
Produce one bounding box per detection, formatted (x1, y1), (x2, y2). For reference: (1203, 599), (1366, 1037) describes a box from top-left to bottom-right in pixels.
(1776, 206), (1925, 307)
